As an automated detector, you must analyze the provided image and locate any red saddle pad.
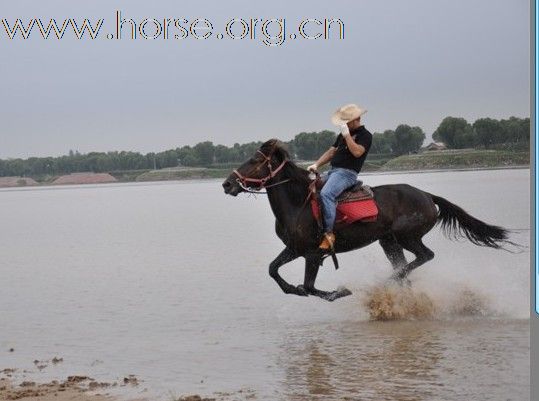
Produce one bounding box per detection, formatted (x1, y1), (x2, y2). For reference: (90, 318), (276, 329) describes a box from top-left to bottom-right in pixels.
(311, 197), (378, 226)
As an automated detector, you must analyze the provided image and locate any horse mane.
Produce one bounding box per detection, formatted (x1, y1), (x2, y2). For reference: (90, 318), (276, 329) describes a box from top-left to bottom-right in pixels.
(260, 139), (311, 201)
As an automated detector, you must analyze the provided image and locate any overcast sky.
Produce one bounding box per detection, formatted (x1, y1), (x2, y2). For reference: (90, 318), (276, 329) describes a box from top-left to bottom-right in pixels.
(0, 0), (530, 159)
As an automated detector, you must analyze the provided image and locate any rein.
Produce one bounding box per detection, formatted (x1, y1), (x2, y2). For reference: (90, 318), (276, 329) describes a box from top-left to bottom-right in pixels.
(235, 178), (291, 194)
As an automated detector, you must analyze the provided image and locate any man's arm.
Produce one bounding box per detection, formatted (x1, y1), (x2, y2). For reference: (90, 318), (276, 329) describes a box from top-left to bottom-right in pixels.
(342, 133), (367, 158)
(308, 147), (336, 171)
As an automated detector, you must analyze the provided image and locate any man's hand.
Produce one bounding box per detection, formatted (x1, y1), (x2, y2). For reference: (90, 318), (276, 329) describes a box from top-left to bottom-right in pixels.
(340, 123), (350, 137)
(309, 147), (336, 172)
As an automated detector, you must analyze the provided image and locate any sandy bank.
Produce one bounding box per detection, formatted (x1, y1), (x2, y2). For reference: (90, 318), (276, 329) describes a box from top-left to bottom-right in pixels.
(52, 173), (118, 185)
(0, 377), (116, 401)
(0, 374), (251, 401)
(0, 177), (38, 188)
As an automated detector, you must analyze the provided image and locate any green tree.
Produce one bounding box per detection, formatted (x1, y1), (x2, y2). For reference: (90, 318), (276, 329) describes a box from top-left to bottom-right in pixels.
(292, 132), (316, 160)
(433, 117), (475, 149)
(157, 149), (180, 168)
(177, 146), (199, 166)
(500, 117), (530, 144)
(193, 141), (215, 166)
(472, 118), (503, 148)
(238, 142), (263, 160)
(371, 131), (394, 154)
(293, 131), (336, 160)
(392, 125), (425, 155)
(214, 145), (231, 163)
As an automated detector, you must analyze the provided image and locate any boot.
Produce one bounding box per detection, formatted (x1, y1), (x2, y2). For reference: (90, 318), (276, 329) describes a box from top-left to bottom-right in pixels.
(319, 232), (335, 251)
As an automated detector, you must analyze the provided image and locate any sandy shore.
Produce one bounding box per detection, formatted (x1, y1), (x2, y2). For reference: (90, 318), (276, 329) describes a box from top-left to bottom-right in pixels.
(0, 366), (154, 401)
(0, 376), (243, 401)
(0, 377), (117, 401)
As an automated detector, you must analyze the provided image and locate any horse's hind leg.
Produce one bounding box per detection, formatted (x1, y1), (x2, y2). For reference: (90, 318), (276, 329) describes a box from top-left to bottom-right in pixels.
(379, 235), (407, 270)
(392, 237), (434, 281)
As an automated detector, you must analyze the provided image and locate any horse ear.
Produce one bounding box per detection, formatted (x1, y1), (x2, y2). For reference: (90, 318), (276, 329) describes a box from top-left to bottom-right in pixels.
(260, 139), (289, 161)
(261, 138), (278, 150)
(273, 141), (290, 162)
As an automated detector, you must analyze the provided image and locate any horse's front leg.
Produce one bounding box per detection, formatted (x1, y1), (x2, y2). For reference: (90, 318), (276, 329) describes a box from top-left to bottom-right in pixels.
(299, 253), (352, 302)
(269, 248), (308, 296)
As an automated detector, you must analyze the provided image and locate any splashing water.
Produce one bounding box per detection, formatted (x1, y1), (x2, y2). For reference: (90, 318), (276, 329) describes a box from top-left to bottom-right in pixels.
(362, 284), (492, 321)
(363, 284), (436, 321)
(448, 288), (490, 316)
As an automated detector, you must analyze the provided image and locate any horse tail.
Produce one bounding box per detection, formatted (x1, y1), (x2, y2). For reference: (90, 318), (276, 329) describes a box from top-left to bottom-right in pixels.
(429, 193), (510, 249)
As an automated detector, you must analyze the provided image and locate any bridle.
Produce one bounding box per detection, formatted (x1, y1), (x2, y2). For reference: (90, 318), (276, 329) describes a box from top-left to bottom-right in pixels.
(232, 149), (290, 193)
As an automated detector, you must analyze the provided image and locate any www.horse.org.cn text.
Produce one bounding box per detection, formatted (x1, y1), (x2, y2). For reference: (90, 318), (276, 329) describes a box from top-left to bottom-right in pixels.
(0, 11), (345, 46)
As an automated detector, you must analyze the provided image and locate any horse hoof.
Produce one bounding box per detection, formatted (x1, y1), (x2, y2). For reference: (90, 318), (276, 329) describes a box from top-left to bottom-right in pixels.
(325, 287), (352, 302)
(389, 274), (412, 287)
(295, 285), (309, 297)
(388, 276), (412, 287)
(339, 286), (353, 296)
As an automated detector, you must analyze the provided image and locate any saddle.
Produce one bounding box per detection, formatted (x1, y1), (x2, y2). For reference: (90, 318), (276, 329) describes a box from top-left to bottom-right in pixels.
(310, 180), (378, 227)
(336, 181), (373, 203)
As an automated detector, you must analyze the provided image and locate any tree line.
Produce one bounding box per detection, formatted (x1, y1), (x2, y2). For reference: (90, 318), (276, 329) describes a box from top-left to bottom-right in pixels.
(433, 116), (529, 149)
(0, 115), (529, 178)
(371, 116), (529, 156)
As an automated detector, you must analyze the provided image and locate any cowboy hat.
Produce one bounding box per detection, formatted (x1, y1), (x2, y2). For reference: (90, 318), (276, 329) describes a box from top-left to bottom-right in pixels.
(331, 103), (367, 125)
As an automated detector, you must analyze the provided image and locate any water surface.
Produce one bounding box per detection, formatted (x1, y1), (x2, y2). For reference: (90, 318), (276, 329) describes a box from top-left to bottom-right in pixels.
(0, 169), (530, 400)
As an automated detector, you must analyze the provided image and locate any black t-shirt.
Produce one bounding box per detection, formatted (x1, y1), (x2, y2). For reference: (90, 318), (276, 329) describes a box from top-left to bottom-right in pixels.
(331, 125), (372, 173)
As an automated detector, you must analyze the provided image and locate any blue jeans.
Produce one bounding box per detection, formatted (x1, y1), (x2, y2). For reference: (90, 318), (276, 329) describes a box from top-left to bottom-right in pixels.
(319, 168), (358, 232)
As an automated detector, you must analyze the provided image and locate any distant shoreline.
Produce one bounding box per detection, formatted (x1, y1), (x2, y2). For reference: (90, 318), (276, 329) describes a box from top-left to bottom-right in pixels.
(361, 164), (530, 176)
(0, 148), (531, 188)
(0, 164), (529, 190)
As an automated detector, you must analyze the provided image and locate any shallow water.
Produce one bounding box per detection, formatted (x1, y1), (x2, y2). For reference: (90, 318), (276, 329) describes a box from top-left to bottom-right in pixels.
(0, 169), (530, 400)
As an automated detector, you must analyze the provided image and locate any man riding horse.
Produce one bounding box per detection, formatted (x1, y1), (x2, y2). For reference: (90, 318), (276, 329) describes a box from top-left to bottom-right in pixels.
(222, 105), (514, 301)
(308, 103), (373, 251)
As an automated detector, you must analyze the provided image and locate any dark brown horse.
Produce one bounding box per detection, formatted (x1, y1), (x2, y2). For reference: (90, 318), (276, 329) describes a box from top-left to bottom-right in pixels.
(222, 139), (512, 301)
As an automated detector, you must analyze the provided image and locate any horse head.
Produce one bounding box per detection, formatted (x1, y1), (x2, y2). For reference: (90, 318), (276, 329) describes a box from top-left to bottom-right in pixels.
(222, 139), (289, 196)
